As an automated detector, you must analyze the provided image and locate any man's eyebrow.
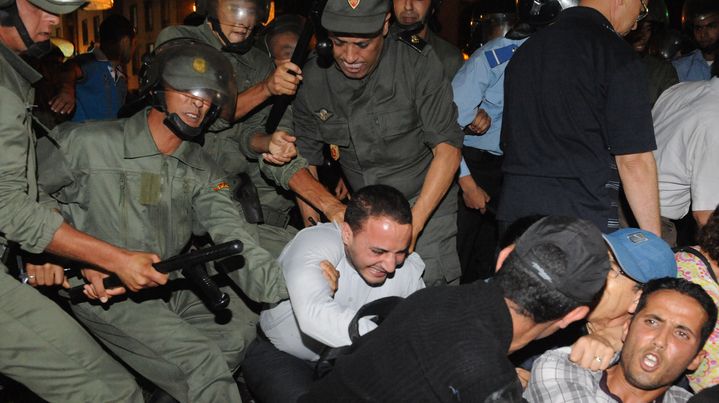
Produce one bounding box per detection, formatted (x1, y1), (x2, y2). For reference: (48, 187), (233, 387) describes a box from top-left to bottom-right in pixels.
(642, 313), (665, 323)
(675, 324), (697, 338)
(641, 313), (698, 337)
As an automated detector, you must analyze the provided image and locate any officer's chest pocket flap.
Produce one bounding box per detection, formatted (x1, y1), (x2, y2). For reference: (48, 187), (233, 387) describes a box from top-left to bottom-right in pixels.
(377, 107), (422, 138)
(318, 121), (351, 148)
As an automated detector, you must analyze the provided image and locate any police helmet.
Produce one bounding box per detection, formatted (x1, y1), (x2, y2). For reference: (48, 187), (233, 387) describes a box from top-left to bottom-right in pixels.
(0, 0), (86, 58)
(0, 0), (86, 14)
(682, 0), (719, 29)
(141, 38), (238, 140)
(207, 0), (268, 53)
(515, 0), (578, 27)
(644, 0), (669, 26)
(646, 28), (684, 61)
(465, 0), (516, 51)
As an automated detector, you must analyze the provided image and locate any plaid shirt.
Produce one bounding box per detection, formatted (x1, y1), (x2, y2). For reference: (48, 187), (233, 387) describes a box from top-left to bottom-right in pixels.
(523, 347), (693, 403)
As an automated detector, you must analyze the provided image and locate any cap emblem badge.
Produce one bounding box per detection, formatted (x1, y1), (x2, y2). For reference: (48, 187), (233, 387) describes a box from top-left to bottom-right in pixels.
(192, 57), (207, 74)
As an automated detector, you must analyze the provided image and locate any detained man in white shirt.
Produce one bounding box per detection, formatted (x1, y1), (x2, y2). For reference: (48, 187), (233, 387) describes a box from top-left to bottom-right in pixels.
(241, 184), (426, 403)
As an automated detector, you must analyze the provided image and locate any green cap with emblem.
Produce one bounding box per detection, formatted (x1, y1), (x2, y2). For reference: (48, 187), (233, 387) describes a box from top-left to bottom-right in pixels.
(322, 0), (389, 35)
(0, 0), (86, 14)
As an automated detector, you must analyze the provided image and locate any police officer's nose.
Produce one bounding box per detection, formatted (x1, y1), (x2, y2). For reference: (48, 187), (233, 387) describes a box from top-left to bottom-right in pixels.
(190, 97), (205, 108)
(44, 12), (60, 27)
(344, 46), (359, 63)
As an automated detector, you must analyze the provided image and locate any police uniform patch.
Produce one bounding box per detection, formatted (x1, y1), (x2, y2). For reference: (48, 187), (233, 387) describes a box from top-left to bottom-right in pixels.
(329, 144), (340, 161)
(213, 181), (230, 191)
(315, 109), (333, 122)
(484, 45), (518, 68)
(348, 0), (360, 10)
(192, 57), (207, 74)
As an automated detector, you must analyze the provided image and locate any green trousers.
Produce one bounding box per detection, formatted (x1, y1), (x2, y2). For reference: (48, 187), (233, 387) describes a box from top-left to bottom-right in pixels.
(0, 268), (142, 403)
(71, 277), (258, 403)
(415, 209), (461, 287)
(256, 223), (298, 258)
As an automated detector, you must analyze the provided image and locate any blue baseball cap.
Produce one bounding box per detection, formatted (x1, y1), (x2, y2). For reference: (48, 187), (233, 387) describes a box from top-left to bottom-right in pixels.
(602, 229), (676, 284)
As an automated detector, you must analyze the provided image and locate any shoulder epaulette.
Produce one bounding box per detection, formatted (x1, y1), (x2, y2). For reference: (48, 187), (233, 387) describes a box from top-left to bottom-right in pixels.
(484, 44), (518, 68)
(398, 30), (428, 54)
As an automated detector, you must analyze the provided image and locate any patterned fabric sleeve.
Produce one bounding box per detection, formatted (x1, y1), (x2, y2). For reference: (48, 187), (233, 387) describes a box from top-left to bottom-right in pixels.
(676, 251), (719, 391)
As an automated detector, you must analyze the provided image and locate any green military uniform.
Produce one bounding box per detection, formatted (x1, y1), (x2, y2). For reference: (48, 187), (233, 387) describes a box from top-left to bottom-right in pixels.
(427, 30), (464, 79)
(37, 108), (288, 402)
(156, 23), (306, 257)
(640, 54), (679, 107)
(0, 43), (143, 402)
(294, 32), (464, 286)
(389, 24), (464, 80)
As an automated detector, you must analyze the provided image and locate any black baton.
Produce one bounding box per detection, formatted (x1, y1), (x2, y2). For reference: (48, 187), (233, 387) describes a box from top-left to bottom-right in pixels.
(67, 240), (243, 309)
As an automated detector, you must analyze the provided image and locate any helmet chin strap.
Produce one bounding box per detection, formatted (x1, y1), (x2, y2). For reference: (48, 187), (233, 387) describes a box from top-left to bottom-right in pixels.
(395, 20), (424, 33)
(207, 16), (255, 55)
(4, 3), (52, 58)
(152, 90), (218, 145)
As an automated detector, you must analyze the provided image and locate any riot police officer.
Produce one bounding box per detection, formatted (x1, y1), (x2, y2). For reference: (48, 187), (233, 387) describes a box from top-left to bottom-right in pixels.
(38, 39), (289, 402)
(157, 0), (345, 257)
(0, 0), (158, 400)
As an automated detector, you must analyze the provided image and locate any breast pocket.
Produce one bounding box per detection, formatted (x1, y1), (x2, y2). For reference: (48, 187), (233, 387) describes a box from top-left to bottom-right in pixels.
(376, 107), (425, 163)
(318, 121), (362, 172)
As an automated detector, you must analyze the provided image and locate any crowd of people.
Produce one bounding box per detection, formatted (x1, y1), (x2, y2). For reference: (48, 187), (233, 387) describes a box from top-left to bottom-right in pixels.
(0, 0), (717, 402)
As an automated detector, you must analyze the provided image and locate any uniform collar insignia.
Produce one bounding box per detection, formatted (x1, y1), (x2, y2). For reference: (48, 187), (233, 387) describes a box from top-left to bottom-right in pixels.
(315, 108), (333, 122)
(348, 0), (360, 10)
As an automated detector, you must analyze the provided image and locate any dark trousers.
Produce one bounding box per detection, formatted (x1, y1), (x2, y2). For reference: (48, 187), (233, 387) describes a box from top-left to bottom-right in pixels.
(457, 147), (503, 283)
(242, 337), (316, 403)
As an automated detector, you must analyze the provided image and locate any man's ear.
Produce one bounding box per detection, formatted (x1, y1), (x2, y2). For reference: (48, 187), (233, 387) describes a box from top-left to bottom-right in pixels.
(628, 289), (642, 314)
(558, 305), (590, 329)
(687, 349), (706, 372)
(495, 244), (515, 272)
(621, 316), (631, 342)
(341, 222), (353, 245)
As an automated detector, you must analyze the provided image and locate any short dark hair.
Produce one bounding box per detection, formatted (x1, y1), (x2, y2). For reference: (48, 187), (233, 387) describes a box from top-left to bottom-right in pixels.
(492, 243), (584, 323)
(698, 205), (719, 263)
(344, 185), (411, 233)
(99, 15), (135, 44)
(635, 277), (718, 351)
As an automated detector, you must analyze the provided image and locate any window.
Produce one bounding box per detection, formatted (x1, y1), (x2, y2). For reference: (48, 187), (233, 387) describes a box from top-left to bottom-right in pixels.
(160, 0), (170, 28)
(144, 1), (153, 32)
(93, 15), (100, 41)
(129, 5), (138, 31)
(81, 19), (88, 46)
